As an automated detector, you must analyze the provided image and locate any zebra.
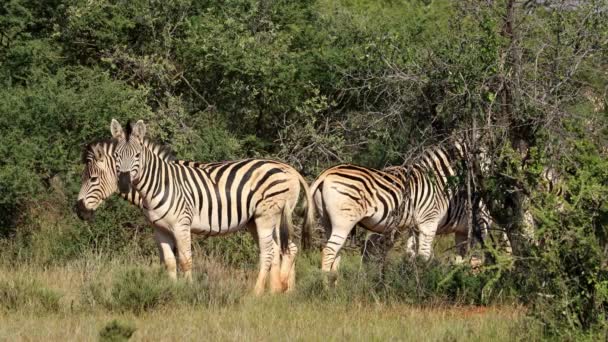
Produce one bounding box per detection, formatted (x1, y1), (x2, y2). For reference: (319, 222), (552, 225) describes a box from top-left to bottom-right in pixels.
(311, 139), (494, 275)
(519, 167), (566, 246)
(380, 165), (495, 263)
(79, 120), (314, 295)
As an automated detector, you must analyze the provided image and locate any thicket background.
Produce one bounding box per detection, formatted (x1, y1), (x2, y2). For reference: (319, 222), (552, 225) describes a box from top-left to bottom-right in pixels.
(1, 0), (607, 338)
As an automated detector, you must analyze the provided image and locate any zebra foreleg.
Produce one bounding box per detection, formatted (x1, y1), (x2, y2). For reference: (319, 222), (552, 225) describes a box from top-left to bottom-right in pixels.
(154, 228), (177, 280)
(416, 221), (439, 261)
(173, 223), (193, 282)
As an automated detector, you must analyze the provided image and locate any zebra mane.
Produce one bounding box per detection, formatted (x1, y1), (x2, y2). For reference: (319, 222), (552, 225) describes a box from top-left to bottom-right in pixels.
(141, 138), (176, 162)
(125, 120), (133, 141)
(82, 137), (176, 164)
(81, 138), (116, 163)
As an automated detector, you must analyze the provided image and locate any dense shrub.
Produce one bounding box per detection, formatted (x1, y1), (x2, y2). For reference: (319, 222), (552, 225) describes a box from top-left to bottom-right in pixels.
(99, 320), (136, 342)
(0, 0), (606, 337)
(294, 253), (517, 307)
(0, 278), (61, 313)
(83, 264), (246, 313)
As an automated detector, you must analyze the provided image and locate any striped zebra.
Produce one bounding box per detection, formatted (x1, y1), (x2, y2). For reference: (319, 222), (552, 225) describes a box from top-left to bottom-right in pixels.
(520, 167), (566, 245)
(311, 139), (492, 274)
(79, 120), (314, 295)
(383, 165), (494, 263)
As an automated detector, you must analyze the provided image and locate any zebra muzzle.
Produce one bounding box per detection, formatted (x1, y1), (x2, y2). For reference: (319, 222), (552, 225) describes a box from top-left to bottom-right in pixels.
(118, 172), (131, 194)
(75, 200), (94, 221)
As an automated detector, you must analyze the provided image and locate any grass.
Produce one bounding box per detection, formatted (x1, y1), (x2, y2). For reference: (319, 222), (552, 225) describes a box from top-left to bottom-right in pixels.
(0, 251), (540, 341)
(0, 301), (533, 341)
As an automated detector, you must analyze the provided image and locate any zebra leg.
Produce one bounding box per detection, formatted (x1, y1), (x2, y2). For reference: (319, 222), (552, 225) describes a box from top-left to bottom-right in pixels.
(253, 215), (280, 296)
(405, 233), (417, 259)
(321, 220), (356, 287)
(280, 241), (298, 292)
(501, 231), (513, 254)
(154, 228), (177, 281)
(173, 224), (193, 282)
(522, 210), (537, 246)
(416, 221), (439, 261)
(454, 232), (468, 264)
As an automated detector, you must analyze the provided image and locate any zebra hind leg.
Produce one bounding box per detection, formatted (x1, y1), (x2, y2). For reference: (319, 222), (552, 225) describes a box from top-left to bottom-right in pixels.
(454, 232), (468, 264)
(321, 219), (357, 287)
(280, 241), (298, 292)
(253, 214), (281, 295)
(405, 233), (417, 260)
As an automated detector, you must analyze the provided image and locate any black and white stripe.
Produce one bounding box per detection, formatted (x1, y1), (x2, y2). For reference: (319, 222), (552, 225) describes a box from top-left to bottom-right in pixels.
(108, 119), (314, 295)
(311, 138), (494, 273)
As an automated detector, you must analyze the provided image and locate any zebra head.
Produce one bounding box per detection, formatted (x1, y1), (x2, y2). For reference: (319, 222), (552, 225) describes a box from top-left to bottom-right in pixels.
(76, 141), (118, 221)
(111, 119), (146, 194)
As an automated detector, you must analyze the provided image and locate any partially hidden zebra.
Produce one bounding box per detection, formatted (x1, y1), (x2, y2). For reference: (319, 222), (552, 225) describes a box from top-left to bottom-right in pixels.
(311, 139), (494, 274)
(520, 167), (566, 246)
(78, 120), (314, 295)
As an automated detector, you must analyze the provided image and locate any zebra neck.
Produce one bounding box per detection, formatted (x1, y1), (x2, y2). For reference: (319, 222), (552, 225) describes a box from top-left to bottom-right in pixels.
(130, 146), (167, 204)
(120, 188), (145, 209)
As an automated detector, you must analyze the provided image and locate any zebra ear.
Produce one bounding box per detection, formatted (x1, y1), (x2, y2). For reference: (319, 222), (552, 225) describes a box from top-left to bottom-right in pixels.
(131, 120), (146, 141)
(92, 145), (105, 162)
(111, 119), (125, 140)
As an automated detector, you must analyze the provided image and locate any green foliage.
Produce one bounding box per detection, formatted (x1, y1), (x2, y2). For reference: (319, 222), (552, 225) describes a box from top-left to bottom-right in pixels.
(83, 265), (245, 313)
(0, 0), (607, 337)
(106, 267), (175, 314)
(197, 232), (258, 269)
(99, 320), (136, 342)
(0, 278), (61, 313)
(295, 253), (516, 306)
(524, 138), (608, 334)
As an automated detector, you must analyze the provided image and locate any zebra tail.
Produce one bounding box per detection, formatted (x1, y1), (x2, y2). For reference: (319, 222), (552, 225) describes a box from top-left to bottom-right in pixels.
(297, 174), (316, 251)
(279, 205), (292, 254)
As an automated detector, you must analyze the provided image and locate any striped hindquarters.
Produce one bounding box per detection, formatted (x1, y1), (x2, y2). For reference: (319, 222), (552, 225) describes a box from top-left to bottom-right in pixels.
(311, 164), (407, 232)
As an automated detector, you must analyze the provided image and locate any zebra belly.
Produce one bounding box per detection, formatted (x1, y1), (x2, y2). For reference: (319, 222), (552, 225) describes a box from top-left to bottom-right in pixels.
(360, 209), (401, 233)
(189, 216), (249, 236)
(435, 211), (466, 235)
(141, 208), (248, 235)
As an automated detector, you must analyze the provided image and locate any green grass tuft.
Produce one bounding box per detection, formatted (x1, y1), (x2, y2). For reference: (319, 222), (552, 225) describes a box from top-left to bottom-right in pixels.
(99, 319), (136, 342)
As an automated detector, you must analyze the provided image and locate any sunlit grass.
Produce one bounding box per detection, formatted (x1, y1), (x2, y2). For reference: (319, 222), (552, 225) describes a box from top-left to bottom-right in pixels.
(0, 253), (539, 341)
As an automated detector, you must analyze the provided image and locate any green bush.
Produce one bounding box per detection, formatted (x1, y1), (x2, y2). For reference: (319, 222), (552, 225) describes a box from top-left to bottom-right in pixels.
(196, 232), (259, 269)
(174, 271), (245, 308)
(294, 252), (516, 306)
(108, 267), (175, 314)
(83, 264), (246, 313)
(0, 279), (61, 313)
(99, 320), (136, 342)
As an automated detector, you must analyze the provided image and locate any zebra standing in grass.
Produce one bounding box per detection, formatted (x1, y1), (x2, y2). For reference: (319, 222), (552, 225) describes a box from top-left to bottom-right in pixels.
(79, 120), (314, 295)
(379, 165), (493, 263)
(311, 138), (492, 275)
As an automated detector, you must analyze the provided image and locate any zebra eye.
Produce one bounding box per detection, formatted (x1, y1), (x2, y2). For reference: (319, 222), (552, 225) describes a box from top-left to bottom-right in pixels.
(91, 177), (99, 183)
(135, 152), (141, 159)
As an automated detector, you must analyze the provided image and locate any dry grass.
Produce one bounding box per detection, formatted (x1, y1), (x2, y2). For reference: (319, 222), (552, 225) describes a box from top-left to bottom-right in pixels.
(0, 254), (540, 341)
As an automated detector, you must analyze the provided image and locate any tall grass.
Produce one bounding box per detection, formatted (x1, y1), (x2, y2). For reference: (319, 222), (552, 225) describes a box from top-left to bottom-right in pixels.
(0, 250), (540, 341)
